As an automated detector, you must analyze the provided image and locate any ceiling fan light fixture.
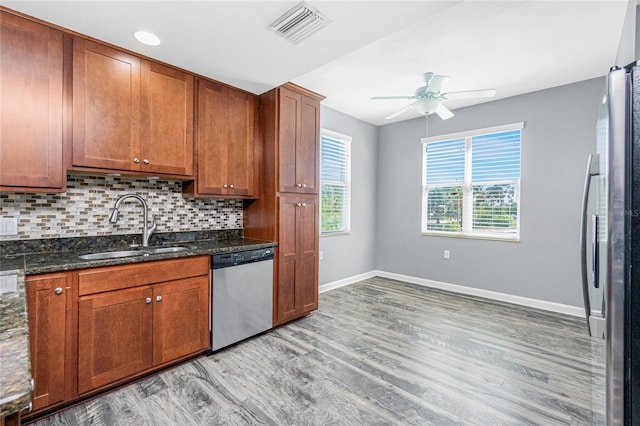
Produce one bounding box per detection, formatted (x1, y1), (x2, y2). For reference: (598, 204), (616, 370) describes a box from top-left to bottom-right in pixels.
(415, 98), (440, 115)
(268, 2), (331, 44)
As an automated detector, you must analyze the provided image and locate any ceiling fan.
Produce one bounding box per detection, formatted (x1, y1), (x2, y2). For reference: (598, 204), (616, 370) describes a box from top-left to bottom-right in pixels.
(371, 72), (496, 120)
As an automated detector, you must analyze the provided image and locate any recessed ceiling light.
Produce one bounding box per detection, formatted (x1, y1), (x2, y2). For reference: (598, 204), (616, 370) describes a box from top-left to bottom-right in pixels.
(134, 31), (161, 46)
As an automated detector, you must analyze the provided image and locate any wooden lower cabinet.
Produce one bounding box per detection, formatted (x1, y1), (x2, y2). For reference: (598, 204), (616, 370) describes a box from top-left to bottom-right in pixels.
(275, 195), (319, 325)
(77, 258), (210, 395)
(152, 277), (209, 365)
(78, 286), (153, 394)
(26, 273), (72, 413)
(24, 256), (210, 419)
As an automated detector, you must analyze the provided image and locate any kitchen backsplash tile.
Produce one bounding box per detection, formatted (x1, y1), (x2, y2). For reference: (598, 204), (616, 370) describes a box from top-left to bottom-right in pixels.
(0, 175), (243, 240)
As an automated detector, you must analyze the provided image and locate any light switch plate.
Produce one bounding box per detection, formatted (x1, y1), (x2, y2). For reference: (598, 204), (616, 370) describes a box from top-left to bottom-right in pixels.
(0, 218), (18, 236)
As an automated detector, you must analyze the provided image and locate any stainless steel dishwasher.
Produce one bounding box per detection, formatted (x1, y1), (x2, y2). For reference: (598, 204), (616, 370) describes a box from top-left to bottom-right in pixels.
(210, 247), (274, 352)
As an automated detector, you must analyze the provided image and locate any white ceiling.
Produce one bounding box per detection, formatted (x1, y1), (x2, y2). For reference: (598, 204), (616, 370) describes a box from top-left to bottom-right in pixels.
(4, 1), (629, 126)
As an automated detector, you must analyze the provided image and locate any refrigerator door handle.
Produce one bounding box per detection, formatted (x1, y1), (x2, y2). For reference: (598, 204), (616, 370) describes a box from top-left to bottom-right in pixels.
(580, 153), (599, 335)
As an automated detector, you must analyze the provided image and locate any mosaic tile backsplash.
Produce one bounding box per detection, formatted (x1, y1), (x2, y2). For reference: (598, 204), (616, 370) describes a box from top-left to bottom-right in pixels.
(0, 175), (243, 240)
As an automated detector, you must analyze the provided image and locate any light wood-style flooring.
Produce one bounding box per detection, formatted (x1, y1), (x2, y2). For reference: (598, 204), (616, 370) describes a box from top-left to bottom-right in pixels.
(29, 277), (606, 425)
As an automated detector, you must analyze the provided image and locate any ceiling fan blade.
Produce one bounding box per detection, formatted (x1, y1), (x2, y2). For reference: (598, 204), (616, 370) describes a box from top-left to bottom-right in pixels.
(385, 102), (417, 120)
(442, 89), (496, 100)
(426, 74), (449, 94)
(371, 96), (416, 100)
(434, 103), (454, 120)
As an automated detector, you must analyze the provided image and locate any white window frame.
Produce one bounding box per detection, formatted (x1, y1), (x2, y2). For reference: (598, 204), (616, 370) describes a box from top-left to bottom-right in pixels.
(320, 128), (352, 236)
(421, 122), (524, 242)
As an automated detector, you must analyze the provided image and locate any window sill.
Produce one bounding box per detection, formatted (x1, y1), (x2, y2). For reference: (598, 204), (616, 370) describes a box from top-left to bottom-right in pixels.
(321, 231), (351, 238)
(421, 231), (520, 242)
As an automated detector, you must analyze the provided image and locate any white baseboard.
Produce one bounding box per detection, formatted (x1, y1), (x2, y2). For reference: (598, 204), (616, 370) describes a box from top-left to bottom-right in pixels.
(375, 270), (584, 317)
(319, 270), (377, 293)
(320, 269), (585, 318)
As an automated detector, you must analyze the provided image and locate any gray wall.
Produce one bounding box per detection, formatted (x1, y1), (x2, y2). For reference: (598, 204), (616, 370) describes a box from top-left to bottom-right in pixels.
(375, 78), (603, 306)
(318, 106), (379, 285)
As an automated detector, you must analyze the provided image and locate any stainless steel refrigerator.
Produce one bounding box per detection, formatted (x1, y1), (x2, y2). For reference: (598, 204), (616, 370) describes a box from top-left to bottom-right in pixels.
(581, 61), (640, 425)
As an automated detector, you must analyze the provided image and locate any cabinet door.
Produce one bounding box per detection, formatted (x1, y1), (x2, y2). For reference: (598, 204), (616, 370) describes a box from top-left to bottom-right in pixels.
(278, 88), (301, 193)
(26, 273), (68, 412)
(196, 80), (228, 194)
(296, 96), (320, 195)
(152, 276), (209, 365)
(296, 197), (319, 313)
(78, 286), (152, 394)
(0, 12), (64, 191)
(276, 196), (300, 323)
(72, 37), (140, 171)
(227, 88), (256, 197)
(278, 87), (320, 194)
(141, 61), (194, 176)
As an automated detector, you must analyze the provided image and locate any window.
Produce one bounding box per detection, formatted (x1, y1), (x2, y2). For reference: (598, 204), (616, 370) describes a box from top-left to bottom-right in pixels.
(320, 129), (351, 235)
(421, 123), (523, 241)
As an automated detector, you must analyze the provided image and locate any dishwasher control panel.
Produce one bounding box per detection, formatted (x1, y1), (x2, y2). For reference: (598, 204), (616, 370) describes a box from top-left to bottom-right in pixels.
(211, 248), (274, 269)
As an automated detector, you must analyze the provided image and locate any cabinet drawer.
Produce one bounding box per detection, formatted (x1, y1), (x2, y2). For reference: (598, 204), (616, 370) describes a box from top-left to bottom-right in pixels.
(79, 256), (209, 295)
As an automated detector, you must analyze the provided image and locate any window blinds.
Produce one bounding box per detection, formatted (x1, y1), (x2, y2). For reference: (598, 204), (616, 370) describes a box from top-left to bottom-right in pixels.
(320, 131), (351, 234)
(422, 124), (522, 240)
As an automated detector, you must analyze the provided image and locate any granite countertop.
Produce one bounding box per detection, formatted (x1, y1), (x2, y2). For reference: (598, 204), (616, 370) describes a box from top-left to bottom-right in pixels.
(0, 267), (33, 418)
(1, 230), (276, 275)
(0, 230), (276, 418)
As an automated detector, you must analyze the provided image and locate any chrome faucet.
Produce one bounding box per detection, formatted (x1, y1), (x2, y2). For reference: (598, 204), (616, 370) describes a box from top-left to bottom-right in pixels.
(108, 194), (157, 248)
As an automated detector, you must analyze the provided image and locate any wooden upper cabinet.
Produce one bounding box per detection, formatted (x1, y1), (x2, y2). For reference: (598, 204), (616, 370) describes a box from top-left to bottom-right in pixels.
(72, 37), (193, 177)
(140, 61), (193, 176)
(72, 38), (140, 171)
(0, 11), (65, 192)
(184, 79), (256, 198)
(278, 86), (320, 194)
(227, 88), (256, 196)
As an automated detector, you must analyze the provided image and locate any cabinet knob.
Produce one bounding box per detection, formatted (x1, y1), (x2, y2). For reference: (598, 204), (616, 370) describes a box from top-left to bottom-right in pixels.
(156, 295), (162, 302)
(229, 184), (234, 189)
(133, 157), (140, 164)
(302, 203), (306, 207)
(223, 184), (228, 189)
(143, 159), (149, 165)
(54, 287), (63, 295)
(145, 297), (152, 304)
(297, 183), (302, 188)
(297, 203), (302, 207)
(302, 184), (307, 188)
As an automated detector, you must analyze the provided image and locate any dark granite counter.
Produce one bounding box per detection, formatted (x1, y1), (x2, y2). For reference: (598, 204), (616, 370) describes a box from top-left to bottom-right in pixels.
(1, 230), (276, 275)
(0, 230), (275, 418)
(0, 267), (32, 418)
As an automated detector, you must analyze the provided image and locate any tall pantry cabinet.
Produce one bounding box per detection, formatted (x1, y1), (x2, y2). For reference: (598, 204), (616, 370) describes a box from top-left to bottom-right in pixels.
(244, 83), (324, 326)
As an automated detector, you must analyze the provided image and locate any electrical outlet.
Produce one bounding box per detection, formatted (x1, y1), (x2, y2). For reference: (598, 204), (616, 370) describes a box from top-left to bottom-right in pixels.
(443, 250), (450, 259)
(0, 274), (18, 293)
(319, 251), (324, 260)
(0, 218), (18, 236)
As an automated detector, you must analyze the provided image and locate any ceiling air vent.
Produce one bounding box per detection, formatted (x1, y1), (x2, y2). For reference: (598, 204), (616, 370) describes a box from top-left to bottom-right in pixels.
(268, 2), (331, 45)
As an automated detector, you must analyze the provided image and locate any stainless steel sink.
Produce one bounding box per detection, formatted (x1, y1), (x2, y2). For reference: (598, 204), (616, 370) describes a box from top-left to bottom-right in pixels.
(146, 246), (189, 254)
(78, 246), (189, 260)
(78, 250), (145, 260)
